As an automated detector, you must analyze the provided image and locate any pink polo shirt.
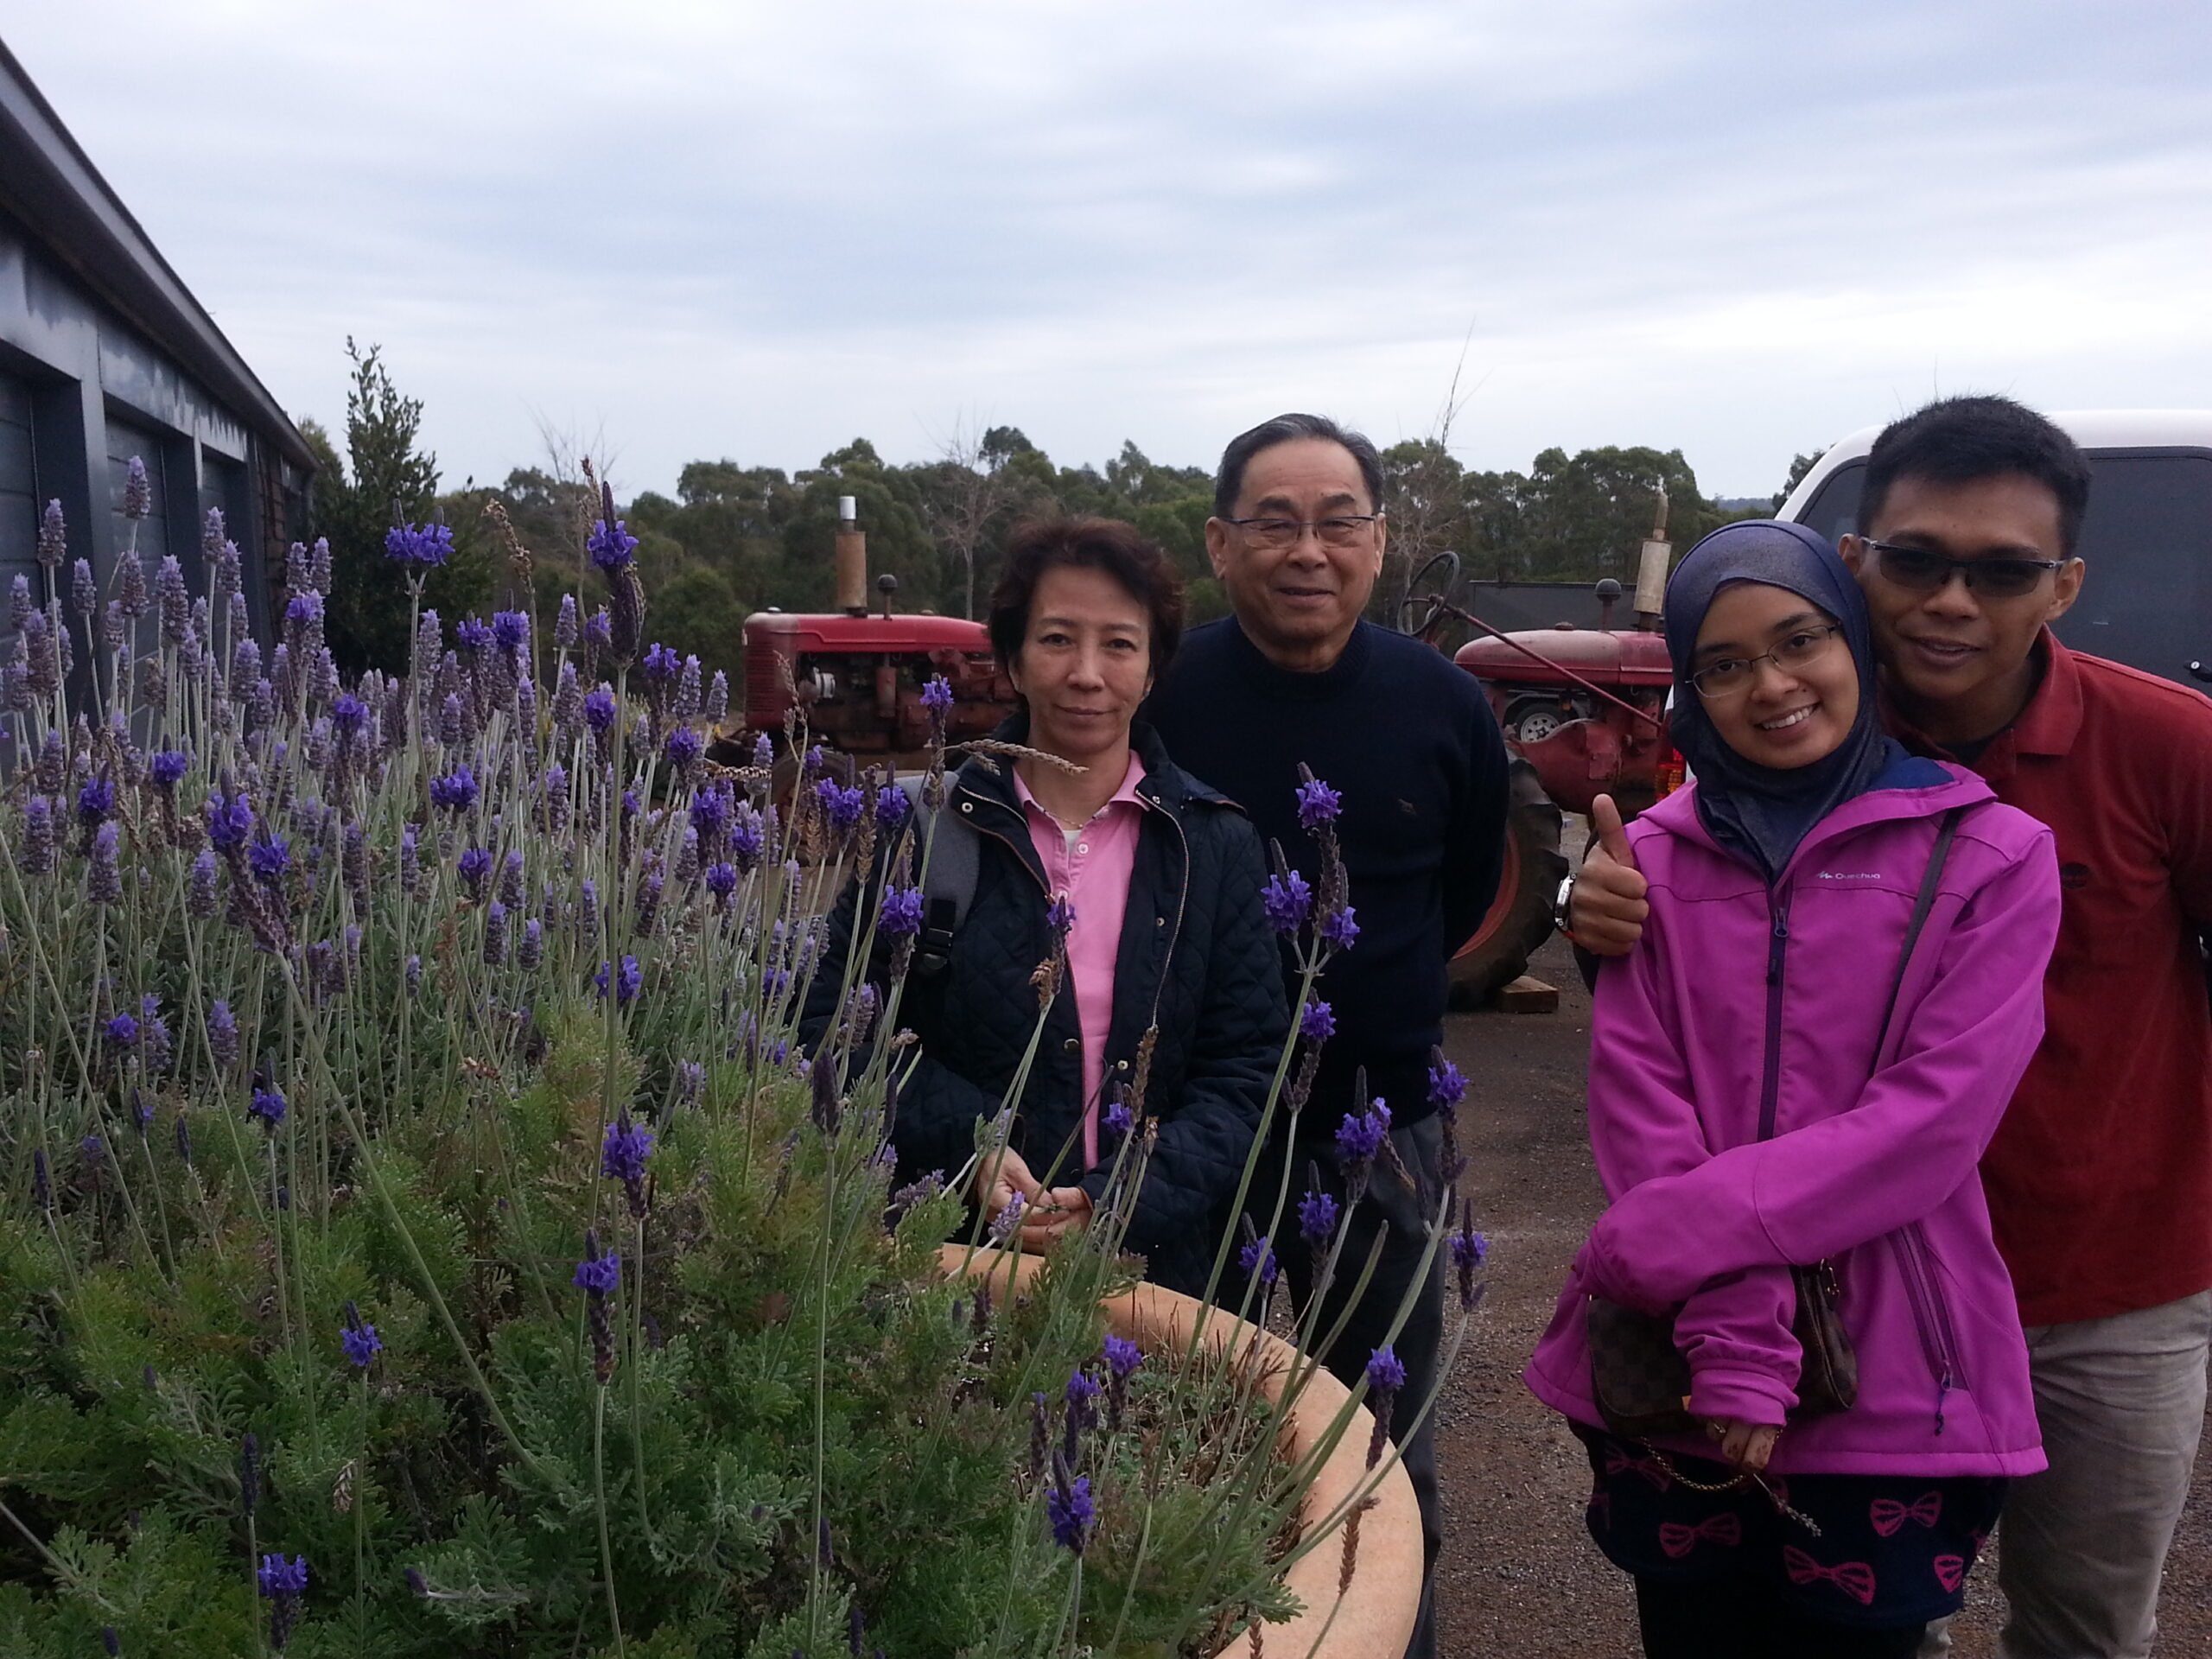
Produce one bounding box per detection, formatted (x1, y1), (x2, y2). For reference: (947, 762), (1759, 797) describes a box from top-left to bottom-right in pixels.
(1014, 752), (1148, 1170)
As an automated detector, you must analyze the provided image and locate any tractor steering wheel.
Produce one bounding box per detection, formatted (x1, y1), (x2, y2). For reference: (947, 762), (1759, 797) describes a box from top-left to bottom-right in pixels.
(1398, 550), (1463, 641)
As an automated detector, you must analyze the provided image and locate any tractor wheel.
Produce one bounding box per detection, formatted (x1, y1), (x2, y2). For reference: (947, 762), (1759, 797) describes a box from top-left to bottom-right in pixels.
(1448, 758), (1568, 1008)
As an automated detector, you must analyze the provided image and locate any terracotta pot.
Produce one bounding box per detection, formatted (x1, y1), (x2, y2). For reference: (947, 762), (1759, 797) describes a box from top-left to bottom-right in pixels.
(939, 1244), (1421, 1659)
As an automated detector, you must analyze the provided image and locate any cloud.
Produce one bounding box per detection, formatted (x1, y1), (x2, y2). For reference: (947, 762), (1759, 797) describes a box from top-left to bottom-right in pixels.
(10, 0), (2210, 498)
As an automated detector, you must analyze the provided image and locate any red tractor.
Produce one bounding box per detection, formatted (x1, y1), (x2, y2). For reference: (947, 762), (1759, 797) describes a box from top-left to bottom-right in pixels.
(714, 498), (1020, 774)
(1400, 530), (1686, 1003)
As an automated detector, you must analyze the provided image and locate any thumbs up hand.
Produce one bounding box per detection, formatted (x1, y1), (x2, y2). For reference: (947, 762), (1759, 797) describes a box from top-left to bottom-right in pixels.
(1570, 794), (1649, 957)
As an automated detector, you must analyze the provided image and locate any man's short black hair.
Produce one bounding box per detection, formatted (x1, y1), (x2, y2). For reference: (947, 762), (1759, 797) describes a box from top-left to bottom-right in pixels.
(1862, 395), (2094, 556)
(1213, 413), (1385, 520)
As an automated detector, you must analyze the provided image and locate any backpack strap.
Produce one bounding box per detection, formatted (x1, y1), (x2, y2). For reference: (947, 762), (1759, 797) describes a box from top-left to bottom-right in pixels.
(895, 773), (980, 977)
(1870, 805), (1967, 1069)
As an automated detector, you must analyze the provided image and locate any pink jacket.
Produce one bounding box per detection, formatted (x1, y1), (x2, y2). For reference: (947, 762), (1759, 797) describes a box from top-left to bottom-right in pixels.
(1524, 762), (2061, 1476)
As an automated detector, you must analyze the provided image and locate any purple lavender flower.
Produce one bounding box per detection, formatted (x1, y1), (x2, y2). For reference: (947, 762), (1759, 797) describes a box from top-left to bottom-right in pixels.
(587, 513), (639, 572)
(385, 523), (454, 569)
(920, 676), (953, 712)
(1103, 1098), (1132, 1141)
(584, 607), (613, 649)
(874, 785), (911, 830)
(429, 766), (480, 810)
(601, 1114), (654, 1185)
(17, 796), (55, 874)
(573, 1253), (622, 1298)
(1240, 1234), (1278, 1286)
(38, 500), (66, 569)
(705, 861), (738, 899)
(751, 731), (774, 768)
(1300, 998), (1336, 1045)
(1262, 869), (1312, 935)
(205, 790), (254, 850)
(138, 996), (171, 1073)
(248, 833), (290, 886)
(665, 727), (704, 768)
(518, 918), (543, 970)
(555, 594), (579, 648)
(340, 1305), (382, 1369)
(69, 558), (95, 620)
(1365, 1345), (1407, 1395)
(879, 885), (925, 936)
(1046, 1471), (1094, 1553)
(641, 641), (681, 682)
(492, 609), (531, 650)
(1298, 1185), (1340, 1247)
(1317, 905), (1360, 949)
(729, 807), (766, 870)
(6, 572), (29, 632)
(122, 456), (152, 521)
(988, 1192), (1026, 1245)
(583, 685), (616, 733)
(257, 1554), (308, 1649)
(1336, 1102), (1389, 1168)
(1046, 894), (1077, 934)
(208, 1000), (238, 1069)
(814, 779), (864, 830)
(105, 1013), (139, 1049)
(482, 899), (508, 966)
(457, 846), (493, 899)
(1295, 775), (1342, 830)
(149, 749), (188, 790)
(1428, 1058), (1467, 1112)
(594, 956), (643, 1004)
(690, 782), (734, 845)
(283, 590), (322, 634)
(250, 1086), (287, 1128)
(676, 1060), (705, 1103)
(86, 821), (122, 903)
(498, 850), (526, 909)
(76, 776), (116, 827)
(1104, 1335), (1142, 1380)
(454, 617), (493, 653)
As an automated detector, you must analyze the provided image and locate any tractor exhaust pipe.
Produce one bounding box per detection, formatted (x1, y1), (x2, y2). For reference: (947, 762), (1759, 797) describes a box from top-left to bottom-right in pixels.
(1634, 485), (1672, 630)
(836, 494), (868, 616)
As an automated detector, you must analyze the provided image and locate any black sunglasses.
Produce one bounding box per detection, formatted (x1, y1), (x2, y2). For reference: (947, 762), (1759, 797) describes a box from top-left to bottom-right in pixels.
(1860, 538), (2069, 600)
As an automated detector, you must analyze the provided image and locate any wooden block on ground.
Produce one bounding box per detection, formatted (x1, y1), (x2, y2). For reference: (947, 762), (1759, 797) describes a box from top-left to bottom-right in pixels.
(1490, 975), (1559, 1014)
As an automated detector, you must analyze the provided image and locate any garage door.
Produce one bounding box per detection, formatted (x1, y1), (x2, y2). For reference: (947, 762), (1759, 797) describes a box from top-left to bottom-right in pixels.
(0, 372), (38, 603)
(106, 414), (171, 569)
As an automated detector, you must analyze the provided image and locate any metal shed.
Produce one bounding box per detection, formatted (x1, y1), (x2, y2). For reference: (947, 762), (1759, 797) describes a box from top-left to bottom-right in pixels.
(0, 36), (312, 644)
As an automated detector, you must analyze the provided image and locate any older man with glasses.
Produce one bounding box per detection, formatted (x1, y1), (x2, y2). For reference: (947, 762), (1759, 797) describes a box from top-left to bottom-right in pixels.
(1570, 395), (2212, 1659)
(1145, 411), (1511, 1659)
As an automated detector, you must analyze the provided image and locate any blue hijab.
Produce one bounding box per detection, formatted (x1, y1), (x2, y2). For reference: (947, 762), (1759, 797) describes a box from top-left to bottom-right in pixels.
(1663, 519), (1906, 880)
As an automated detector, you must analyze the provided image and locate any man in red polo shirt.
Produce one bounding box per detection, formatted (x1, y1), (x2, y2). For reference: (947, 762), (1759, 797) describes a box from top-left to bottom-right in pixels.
(1569, 396), (2212, 1659)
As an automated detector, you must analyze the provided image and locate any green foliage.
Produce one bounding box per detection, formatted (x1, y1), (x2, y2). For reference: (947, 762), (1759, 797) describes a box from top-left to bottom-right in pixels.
(307, 341), (493, 672)
(0, 523), (1328, 1655)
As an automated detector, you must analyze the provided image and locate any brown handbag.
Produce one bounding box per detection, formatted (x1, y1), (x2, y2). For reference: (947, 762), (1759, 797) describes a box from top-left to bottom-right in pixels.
(1586, 809), (1963, 1440)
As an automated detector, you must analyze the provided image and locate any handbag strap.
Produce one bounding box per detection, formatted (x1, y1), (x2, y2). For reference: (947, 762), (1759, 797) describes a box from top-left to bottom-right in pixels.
(1869, 806), (1966, 1071)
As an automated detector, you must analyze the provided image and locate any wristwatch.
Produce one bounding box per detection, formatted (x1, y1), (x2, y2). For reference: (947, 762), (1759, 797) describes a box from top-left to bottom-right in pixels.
(1553, 872), (1578, 938)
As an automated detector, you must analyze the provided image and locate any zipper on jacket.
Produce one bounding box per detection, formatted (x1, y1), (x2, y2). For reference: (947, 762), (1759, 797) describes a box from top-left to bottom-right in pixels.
(1757, 898), (1790, 1141)
(1891, 1222), (1967, 1434)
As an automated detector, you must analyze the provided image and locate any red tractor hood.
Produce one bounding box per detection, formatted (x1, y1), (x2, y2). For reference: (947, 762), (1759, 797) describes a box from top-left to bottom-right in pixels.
(742, 612), (992, 653)
(1453, 626), (1674, 690)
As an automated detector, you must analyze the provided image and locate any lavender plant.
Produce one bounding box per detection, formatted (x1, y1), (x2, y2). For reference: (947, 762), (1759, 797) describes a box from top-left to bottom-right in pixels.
(0, 478), (1489, 1656)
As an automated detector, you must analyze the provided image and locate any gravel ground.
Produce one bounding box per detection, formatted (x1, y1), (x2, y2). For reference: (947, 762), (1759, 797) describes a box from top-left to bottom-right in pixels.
(1428, 928), (2211, 1656)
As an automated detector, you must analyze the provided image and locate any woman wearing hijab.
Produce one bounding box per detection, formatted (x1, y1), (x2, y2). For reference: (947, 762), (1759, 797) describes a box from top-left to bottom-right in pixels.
(1525, 521), (2063, 1657)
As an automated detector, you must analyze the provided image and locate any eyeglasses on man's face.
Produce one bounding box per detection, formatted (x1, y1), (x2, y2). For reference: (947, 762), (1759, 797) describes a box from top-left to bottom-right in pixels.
(1224, 514), (1382, 550)
(1689, 624), (1847, 699)
(1860, 538), (2069, 600)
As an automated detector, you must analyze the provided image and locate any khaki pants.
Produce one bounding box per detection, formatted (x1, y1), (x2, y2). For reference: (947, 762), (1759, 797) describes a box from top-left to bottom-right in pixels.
(1923, 1291), (2212, 1659)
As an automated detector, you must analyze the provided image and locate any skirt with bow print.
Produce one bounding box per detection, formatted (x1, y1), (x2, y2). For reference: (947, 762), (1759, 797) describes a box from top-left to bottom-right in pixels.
(1573, 1427), (2009, 1630)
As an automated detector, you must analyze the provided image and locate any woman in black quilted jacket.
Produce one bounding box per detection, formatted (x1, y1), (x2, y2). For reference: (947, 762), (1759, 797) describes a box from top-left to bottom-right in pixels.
(802, 516), (1287, 1296)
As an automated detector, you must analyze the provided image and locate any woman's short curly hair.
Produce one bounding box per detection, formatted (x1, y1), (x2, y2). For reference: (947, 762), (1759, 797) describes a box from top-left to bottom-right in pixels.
(986, 516), (1185, 676)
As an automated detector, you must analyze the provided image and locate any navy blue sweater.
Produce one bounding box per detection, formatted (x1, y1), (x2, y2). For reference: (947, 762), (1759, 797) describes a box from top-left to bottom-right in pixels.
(1147, 618), (1510, 1128)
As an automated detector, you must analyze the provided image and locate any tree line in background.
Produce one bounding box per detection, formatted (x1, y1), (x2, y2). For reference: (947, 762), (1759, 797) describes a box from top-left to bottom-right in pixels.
(301, 345), (1818, 682)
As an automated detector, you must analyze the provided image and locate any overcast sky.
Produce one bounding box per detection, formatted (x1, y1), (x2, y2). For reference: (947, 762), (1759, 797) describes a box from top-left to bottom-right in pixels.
(10, 2), (2209, 501)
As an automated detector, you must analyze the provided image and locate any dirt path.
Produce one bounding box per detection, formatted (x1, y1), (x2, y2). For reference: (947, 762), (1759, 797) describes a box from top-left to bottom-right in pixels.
(1428, 930), (2212, 1656)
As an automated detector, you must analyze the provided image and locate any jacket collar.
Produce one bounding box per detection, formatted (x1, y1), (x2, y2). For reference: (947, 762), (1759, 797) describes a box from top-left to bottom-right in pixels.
(1641, 759), (1996, 882)
(952, 709), (1230, 816)
(1880, 628), (2083, 775)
